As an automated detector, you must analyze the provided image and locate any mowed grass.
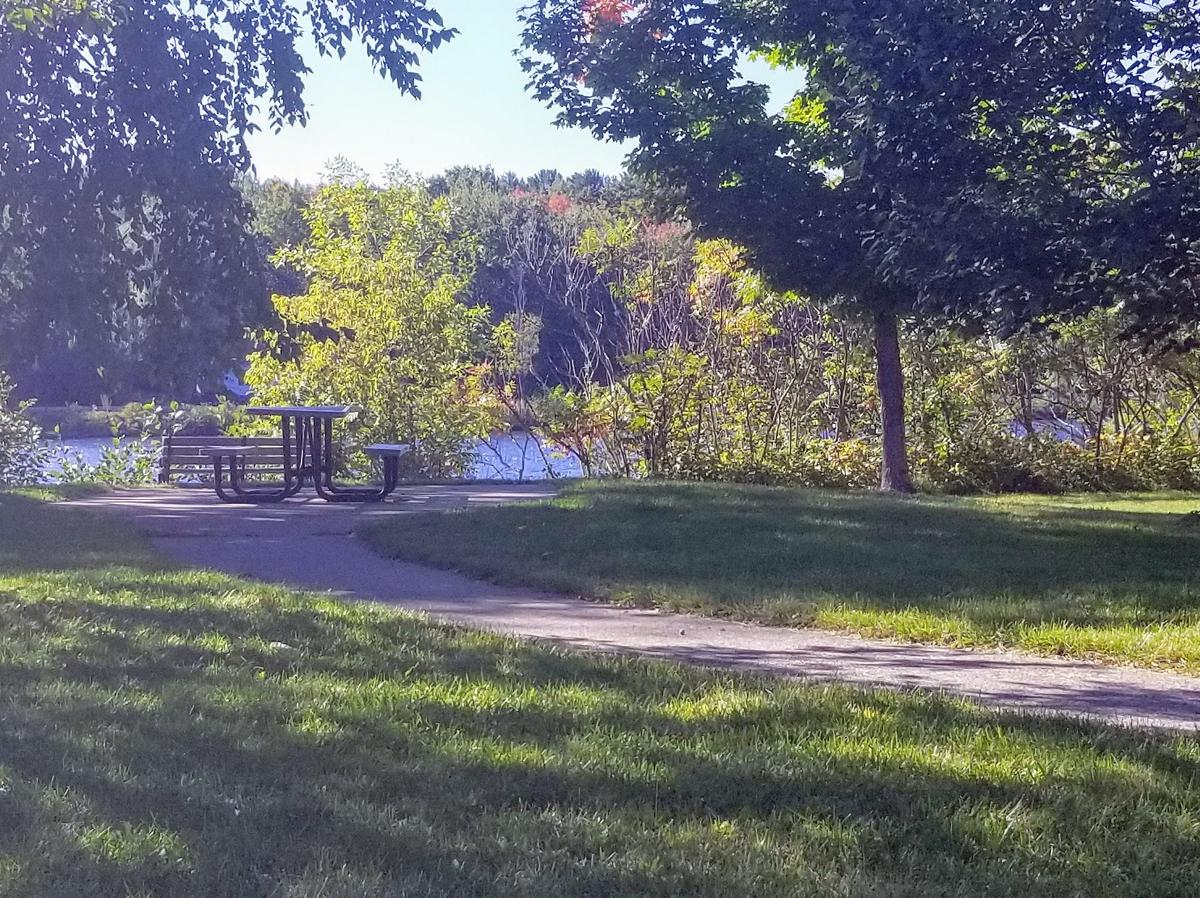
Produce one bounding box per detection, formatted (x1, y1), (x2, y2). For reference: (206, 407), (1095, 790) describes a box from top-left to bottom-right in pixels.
(2, 494), (1200, 895)
(362, 481), (1200, 671)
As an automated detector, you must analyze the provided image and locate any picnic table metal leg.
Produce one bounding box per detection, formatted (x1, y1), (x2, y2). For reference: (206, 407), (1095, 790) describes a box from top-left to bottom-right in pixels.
(213, 456), (239, 503)
(213, 455), (278, 503)
(290, 414), (320, 494)
(311, 416), (391, 502)
(281, 415), (304, 497)
(382, 456), (400, 497)
(308, 417), (348, 501)
(229, 459), (292, 502)
(210, 449), (294, 504)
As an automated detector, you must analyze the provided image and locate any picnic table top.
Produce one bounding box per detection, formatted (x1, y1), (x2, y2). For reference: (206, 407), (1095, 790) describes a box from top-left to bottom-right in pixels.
(245, 405), (351, 418)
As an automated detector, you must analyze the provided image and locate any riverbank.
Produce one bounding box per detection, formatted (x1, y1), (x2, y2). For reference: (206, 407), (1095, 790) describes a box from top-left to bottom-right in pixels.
(30, 403), (235, 438)
(40, 433), (581, 483)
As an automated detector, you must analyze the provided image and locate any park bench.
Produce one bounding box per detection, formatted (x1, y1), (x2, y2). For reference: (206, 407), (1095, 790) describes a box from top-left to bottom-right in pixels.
(158, 435), (286, 484)
(163, 418), (415, 502)
(203, 442), (412, 503)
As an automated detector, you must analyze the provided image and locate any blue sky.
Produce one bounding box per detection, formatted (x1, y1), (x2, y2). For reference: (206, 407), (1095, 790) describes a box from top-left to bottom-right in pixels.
(246, 0), (629, 183)
(247, 0), (797, 184)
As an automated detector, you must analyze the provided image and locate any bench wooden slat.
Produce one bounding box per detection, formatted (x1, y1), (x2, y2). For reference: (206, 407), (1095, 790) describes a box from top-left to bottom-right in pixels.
(160, 435), (289, 483)
(170, 451), (287, 459)
(167, 436), (281, 446)
(169, 461), (288, 469)
(166, 459), (274, 466)
(200, 446), (280, 457)
(166, 463), (287, 471)
(171, 451), (284, 459)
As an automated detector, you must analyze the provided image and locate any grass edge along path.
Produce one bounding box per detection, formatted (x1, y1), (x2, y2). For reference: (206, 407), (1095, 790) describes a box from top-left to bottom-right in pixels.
(3, 490), (1200, 895)
(360, 481), (1200, 674)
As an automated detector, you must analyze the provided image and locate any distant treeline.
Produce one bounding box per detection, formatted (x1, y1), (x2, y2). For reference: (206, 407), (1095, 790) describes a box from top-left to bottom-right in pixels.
(240, 168), (1200, 491)
(5, 163), (648, 405)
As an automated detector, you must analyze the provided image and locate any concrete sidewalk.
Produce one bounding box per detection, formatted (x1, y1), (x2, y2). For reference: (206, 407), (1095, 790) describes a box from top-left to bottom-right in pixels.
(70, 487), (1200, 731)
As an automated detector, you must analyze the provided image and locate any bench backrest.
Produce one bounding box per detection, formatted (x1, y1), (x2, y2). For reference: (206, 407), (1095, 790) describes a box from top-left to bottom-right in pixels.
(159, 435), (287, 483)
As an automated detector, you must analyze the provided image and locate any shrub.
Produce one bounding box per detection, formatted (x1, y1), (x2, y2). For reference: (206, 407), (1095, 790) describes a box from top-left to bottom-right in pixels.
(244, 179), (502, 477)
(669, 439), (881, 489)
(911, 431), (1200, 495)
(48, 402), (187, 487)
(0, 372), (46, 486)
(915, 433), (1057, 494)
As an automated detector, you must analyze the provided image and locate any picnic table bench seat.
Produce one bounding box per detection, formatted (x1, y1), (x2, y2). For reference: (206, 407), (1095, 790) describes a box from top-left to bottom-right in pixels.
(364, 443), (414, 457)
(364, 444), (414, 499)
(171, 408), (417, 503)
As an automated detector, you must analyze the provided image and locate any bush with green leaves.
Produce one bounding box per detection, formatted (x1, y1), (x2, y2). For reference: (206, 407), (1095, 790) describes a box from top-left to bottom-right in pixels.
(0, 371), (45, 485)
(50, 402), (187, 487)
(504, 206), (1200, 493)
(245, 177), (504, 477)
(31, 401), (240, 438)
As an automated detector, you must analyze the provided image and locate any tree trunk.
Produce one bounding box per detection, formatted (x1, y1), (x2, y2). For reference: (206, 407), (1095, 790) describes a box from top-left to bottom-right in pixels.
(874, 309), (914, 493)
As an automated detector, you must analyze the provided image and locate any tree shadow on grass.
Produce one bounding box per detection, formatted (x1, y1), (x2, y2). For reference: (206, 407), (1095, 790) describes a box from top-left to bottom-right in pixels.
(0, 579), (1199, 897)
(0, 493), (164, 574)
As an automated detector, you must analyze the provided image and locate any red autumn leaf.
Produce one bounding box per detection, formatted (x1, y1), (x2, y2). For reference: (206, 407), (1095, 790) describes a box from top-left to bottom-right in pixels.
(583, 0), (632, 31)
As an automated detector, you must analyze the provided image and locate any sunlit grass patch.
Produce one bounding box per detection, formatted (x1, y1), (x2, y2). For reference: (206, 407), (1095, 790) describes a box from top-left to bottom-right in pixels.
(361, 481), (1200, 670)
(79, 822), (191, 871)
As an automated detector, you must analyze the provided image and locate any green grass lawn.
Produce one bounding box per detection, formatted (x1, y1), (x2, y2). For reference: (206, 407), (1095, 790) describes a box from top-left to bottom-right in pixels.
(2, 493), (1200, 895)
(362, 481), (1200, 672)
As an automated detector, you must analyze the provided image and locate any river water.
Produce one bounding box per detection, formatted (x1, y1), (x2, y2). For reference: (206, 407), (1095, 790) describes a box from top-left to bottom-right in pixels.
(41, 432), (582, 482)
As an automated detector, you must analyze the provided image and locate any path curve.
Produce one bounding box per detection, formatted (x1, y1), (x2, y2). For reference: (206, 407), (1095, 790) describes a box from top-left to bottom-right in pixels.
(70, 487), (1200, 732)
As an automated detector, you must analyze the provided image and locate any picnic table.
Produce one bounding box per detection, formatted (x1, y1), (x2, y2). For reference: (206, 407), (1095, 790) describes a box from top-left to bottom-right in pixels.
(204, 405), (409, 503)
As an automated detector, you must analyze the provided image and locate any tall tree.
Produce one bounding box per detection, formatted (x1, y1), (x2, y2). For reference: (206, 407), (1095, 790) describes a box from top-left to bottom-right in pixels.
(1, 0), (453, 400)
(521, 0), (1200, 491)
(244, 178), (497, 476)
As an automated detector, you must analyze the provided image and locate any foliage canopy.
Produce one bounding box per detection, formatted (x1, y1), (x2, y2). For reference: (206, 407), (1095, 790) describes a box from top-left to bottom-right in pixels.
(524, 0), (1200, 331)
(520, 0), (1200, 488)
(0, 0), (453, 399)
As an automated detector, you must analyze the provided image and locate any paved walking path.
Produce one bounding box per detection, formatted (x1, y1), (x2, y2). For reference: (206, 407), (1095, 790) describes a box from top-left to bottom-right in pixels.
(70, 487), (1200, 731)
